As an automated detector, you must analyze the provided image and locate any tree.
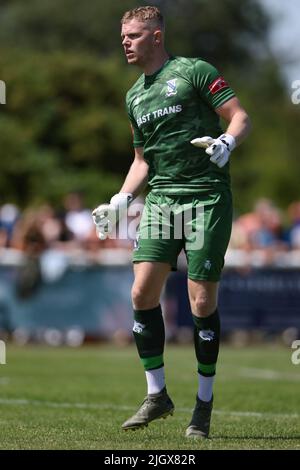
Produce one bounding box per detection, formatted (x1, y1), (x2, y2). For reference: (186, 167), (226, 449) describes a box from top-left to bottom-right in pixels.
(0, 0), (298, 212)
(0, 50), (138, 207)
(0, 0), (270, 70)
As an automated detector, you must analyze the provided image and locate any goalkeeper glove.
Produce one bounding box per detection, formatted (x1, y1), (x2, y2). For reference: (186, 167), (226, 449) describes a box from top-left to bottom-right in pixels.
(92, 192), (133, 240)
(191, 133), (236, 168)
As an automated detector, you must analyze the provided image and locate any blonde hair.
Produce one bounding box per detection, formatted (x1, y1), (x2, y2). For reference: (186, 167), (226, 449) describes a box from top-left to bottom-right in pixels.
(121, 6), (164, 30)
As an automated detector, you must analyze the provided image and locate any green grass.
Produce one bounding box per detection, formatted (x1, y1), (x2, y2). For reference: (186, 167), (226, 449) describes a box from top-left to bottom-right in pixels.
(0, 343), (299, 450)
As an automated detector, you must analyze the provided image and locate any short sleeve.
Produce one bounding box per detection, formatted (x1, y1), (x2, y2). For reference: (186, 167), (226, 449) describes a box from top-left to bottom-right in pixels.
(191, 60), (235, 109)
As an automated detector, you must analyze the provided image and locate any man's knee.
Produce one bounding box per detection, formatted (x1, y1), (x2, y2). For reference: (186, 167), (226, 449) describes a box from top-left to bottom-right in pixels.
(189, 287), (217, 317)
(188, 280), (218, 317)
(191, 296), (216, 317)
(131, 285), (159, 310)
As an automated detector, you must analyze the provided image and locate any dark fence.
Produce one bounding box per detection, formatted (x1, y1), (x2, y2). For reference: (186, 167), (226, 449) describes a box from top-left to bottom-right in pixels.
(165, 268), (300, 334)
(0, 262), (300, 340)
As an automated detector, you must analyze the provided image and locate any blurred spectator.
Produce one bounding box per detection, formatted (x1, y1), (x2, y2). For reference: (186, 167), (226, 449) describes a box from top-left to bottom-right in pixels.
(63, 191), (94, 242)
(232, 199), (287, 249)
(251, 200), (287, 250)
(11, 209), (46, 299)
(0, 203), (19, 247)
(230, 198), (288, 265)
(11, 209), (47, 254)
(287, 201), (300, 249)
(1, 195), (300, 270)
(35, 205), (77, 250)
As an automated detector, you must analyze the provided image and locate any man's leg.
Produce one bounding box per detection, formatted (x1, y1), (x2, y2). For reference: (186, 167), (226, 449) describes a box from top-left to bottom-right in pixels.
(122, 261), (175, 430)
(186, 279), (220, 438)
(183, 190), (232, 438)
(132, 261), (170, 393)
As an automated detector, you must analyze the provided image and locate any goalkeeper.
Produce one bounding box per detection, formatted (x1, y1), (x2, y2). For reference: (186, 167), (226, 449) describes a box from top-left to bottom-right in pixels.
(93, 5), (251, 438)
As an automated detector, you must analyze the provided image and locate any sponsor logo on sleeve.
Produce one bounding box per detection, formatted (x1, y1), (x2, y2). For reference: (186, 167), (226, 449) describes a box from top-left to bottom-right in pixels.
(208, 76), (229, 95)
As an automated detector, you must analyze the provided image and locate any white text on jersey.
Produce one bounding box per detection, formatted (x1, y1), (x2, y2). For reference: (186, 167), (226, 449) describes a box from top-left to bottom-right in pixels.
(137, 104), (182, 127)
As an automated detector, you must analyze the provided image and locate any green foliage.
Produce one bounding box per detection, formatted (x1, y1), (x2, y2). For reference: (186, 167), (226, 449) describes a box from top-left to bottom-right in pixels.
(0, 0), (299, 211)
(229, 62), (300, 214)
(159, 0), (270, 68)
(0, 49), (138, 206)
(0, 0), (269, 65)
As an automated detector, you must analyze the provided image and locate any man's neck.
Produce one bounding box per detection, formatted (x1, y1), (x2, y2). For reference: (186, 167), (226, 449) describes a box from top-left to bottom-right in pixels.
(143, 51), (170, 76)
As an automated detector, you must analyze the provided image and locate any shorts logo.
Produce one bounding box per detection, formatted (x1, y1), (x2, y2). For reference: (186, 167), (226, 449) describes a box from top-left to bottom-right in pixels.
(199, 329), (215, 342)
(204, 259), (212, 270)
(166, 79), (177, 97)
(133, 233), (140, 251)
(133, 321), (145, 334)
(208, 76), (229, 95)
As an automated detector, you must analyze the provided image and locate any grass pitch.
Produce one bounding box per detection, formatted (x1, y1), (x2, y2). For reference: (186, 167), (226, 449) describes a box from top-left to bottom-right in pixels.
(0, 343), (299, 450)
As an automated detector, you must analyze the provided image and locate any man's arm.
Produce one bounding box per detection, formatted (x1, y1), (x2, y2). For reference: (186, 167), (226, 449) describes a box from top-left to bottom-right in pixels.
(215, 97), (251, 146)
(92, 147), (148, 239)
(119, 146), (149, 199)
(191, 97), (251, 168)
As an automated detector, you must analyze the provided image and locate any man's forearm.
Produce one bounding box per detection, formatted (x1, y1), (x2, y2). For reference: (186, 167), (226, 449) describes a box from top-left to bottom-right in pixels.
(92, 158), (148, 239)
(191, 102), (251, 168)
(225, 110), (251, 147)
(120, 159), (149, 199)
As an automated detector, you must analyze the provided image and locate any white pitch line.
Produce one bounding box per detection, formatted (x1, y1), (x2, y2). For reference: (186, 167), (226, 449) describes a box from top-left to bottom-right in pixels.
(237, 367), (300, 382)
(0, 398), (298, 419)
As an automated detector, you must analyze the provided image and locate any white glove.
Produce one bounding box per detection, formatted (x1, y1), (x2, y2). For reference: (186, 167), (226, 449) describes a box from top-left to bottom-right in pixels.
(92, 192), (133, 240)
(191, 133), (236, 168)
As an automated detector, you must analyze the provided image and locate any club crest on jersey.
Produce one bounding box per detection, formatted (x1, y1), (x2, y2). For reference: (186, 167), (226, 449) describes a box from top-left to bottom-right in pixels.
(166, 79), (177, 97)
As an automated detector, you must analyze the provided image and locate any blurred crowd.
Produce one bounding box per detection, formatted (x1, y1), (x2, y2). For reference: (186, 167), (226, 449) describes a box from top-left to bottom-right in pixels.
(0, 193), (299, 345)
(1, 193), (300, 267)
(0, 192), (133, 262)
(228, 198), (300, 267)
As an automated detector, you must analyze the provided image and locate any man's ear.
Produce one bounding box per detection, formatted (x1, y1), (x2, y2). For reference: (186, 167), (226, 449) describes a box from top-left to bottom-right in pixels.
(153, 30), (162, 45)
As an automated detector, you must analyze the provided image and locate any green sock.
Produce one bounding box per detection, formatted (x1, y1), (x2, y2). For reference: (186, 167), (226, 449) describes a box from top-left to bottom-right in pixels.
(192, 309), (220, 376)
(133, 305), (165, 371)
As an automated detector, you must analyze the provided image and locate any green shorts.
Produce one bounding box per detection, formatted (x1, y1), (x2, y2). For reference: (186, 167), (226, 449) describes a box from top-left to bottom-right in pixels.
(132, 190), (232, 282)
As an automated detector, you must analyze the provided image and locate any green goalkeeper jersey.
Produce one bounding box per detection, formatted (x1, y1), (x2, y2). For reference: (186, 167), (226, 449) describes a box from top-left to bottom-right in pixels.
(126, 56), (235, 194)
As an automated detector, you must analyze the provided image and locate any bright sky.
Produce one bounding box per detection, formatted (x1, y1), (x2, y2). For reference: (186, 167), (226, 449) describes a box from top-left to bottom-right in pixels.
(260, 0), (300, 84)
